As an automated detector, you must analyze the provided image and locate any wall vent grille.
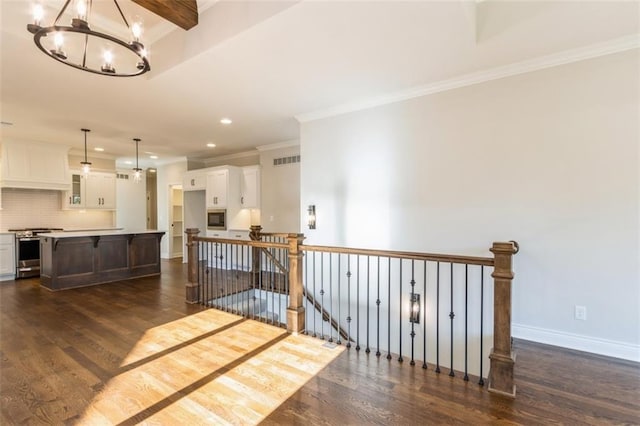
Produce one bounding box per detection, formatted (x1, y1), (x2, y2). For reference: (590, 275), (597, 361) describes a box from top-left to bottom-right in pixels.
(273, 155), (300, 167)
(117, 173), (130, 180)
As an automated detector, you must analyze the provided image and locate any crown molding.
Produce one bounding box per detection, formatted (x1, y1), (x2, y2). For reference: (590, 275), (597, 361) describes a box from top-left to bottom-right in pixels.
(295, 34), (640, 123)
(255, 140), (300, 152)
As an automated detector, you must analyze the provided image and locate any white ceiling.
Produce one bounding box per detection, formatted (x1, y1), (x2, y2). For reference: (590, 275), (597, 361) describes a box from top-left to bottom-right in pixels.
(1, 0), (638, 169)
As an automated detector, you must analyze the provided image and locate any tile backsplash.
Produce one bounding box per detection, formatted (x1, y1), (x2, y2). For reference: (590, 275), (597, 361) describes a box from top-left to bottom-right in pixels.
(0, 188), (115, 230)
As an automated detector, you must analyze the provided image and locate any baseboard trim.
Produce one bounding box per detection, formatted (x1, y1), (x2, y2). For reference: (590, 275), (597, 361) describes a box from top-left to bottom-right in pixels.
(512, 323), (640, 362)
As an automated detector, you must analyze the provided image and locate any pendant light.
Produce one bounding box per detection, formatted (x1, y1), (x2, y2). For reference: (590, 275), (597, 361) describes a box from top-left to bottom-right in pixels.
(133, 138), (143, 183)
(80, 128), (92, 175)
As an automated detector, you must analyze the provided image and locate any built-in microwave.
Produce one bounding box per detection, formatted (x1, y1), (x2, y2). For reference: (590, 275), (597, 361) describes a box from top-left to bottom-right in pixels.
(207, 209), (227, 230)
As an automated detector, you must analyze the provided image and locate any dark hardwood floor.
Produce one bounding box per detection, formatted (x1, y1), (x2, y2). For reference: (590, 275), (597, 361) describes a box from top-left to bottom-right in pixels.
(1, 259), (638, 425)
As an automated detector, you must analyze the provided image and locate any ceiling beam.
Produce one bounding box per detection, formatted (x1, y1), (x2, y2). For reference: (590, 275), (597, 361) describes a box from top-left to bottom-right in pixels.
(132, 0), (198, 30)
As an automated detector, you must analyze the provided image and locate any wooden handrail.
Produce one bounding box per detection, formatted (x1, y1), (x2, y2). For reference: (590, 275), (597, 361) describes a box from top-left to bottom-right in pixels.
(193, 236), (289, 250)
(301, 244), (494, 266)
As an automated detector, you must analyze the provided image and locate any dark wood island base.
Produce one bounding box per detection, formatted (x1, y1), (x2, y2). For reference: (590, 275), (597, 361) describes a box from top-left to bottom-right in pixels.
(40, 231), (165, 291)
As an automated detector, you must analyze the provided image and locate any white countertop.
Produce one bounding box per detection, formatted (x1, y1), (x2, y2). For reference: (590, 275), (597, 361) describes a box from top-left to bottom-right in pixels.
(39, 229), (166, 238)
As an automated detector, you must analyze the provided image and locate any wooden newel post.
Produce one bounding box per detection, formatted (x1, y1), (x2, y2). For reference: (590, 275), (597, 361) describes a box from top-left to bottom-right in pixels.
(249, 225), (262, 288)
(185, 228), (200, 304)
(488, 240), (519, 398)
(286, 233), (305, 334)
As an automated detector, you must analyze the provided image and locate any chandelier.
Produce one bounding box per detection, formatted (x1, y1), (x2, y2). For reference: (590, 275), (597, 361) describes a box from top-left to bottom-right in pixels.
(27, 0), (150, 77)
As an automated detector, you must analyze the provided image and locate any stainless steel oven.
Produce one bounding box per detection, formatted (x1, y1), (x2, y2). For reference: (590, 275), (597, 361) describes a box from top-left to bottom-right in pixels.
(207, 209), (227, 230)
(10, 228), (63, 278)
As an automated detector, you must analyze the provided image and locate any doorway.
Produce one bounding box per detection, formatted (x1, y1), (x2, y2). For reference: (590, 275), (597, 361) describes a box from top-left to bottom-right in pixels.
(169, 185), (184, 258)
(146, 169), (158, 229)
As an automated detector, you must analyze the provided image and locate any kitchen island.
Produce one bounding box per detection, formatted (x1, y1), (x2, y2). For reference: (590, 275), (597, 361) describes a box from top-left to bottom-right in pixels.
(39, 230), (165, 291)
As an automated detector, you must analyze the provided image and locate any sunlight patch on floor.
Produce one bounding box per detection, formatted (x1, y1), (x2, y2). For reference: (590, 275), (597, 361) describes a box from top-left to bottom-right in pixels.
(79, 309), (345, 425)
(118, 309), (242, 367)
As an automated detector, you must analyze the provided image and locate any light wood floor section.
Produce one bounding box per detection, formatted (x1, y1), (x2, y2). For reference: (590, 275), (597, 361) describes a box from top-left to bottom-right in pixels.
(78, 310), (344, 425)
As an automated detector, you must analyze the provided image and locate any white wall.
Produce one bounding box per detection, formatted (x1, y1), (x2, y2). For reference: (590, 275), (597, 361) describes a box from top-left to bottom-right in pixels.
(300, 50), (639, 360)
(259, 144), (300, 233)
(115, 170), (146, 230)
(157, 160), (188, 258)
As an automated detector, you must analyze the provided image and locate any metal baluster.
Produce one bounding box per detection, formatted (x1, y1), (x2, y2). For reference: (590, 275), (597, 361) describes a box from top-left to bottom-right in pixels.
(479, 265), (485, 386)
(284, 246), (289, 329)
(258, 241), (263, 322)
(398, 259), (403, 363)
(387, 257), (392, 360)
(329, 253), (334, 343)
(320, 252), (325, 339)
(346, 254), (352, 349)
(356, 255), (360, 351)
(243, 244), (249, 320)
(436, 262), (441, 373)
(449, 263), (455, 377)
(464, 264), (469, 381)
(410, 259), (415, 366)
(304, 247), (309, 334)
(376, 256), (381, 357)
(234, 244), (238, 316)
(276, 245), (280, 326)
(199, 241), (203, 306)
(366, 256), (370, 354)
(337, 255), (342, 345)
(312, 252), (317, 337)
(423, 260), (427, 369)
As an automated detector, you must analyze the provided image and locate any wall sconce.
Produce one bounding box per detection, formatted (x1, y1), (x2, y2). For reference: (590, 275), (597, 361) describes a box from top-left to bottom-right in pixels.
(307, 204), (316, 229)
(409, 293), (420, 324)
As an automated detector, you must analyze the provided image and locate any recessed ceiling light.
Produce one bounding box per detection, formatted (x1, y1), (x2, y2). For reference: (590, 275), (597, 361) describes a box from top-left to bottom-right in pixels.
(207, 143), (216, 148)
(94, 147), (104, 152)
(220, 118), (232, 125)
(148, 168), (156, 173)
(124, 160), (133, 165)
(150, 155), (158, 159)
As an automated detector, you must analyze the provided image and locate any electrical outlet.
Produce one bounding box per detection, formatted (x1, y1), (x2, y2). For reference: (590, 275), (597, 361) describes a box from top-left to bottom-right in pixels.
(575, 305), (587, 321)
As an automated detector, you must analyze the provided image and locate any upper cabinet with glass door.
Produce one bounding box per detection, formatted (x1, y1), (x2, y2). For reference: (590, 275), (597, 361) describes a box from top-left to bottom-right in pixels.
(61, 172), (85, 209)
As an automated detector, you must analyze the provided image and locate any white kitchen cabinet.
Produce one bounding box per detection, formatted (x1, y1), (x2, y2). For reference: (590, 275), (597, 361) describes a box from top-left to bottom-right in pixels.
(85, 172), (116, 209)
(63, 171), (116, 210)
(206, 167), (241, 209)
(183, 170), (206, 191)
(241, 166), (260, 209)
(206, 169), (228, 208)
(0, 233), (15, 281)
(206, 230), (228, 238)
(0, 140), (70, 190)
(228, 229), (250, 240)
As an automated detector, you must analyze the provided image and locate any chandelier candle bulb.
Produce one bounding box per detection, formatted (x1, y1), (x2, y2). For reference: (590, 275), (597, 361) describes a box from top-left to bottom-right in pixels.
(102, 51), (115, 74)
(131, 22), (143, 42)
(32, 4), (44, 26)
(75, 0), (88, 20)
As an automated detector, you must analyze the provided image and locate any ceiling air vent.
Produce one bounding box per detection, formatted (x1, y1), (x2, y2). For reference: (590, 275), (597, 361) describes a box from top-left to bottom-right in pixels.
(273, 155), (300, 167)
(116, 173), (130, 180)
